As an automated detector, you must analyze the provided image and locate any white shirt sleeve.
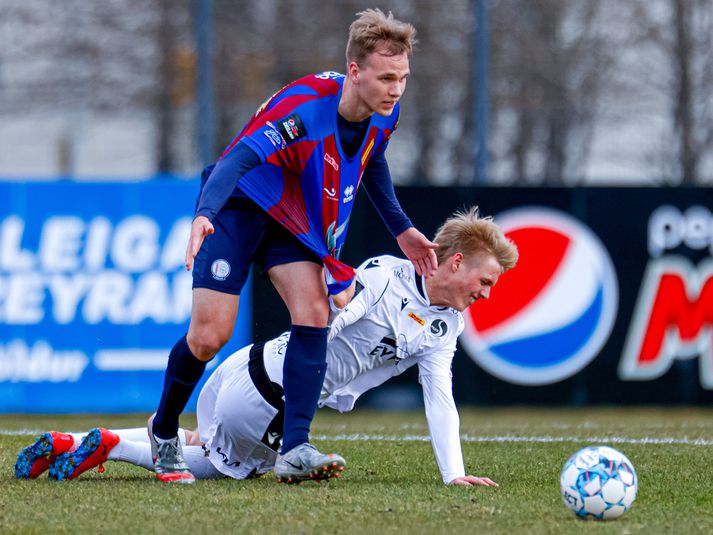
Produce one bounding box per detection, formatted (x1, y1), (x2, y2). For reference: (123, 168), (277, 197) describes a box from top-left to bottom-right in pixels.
(328, 259), (390, 342)
(419, 360), (466, 485)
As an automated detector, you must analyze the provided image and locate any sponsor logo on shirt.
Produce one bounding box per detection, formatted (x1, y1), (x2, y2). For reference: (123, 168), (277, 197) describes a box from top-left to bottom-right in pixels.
(315, 71), (343, 80)
(263, 122), (286, 149)
(342, 185), (354, 204)
(325, 219), (348, 255)
(276, 113), (306, 143)
(370, 335), (409, 363)
(400, 297), (409, 311)
(324, 187), (338, 201)
(408, 312), (425, 326)
(393, 267), (411, 283)
(324, 153), (339, 171)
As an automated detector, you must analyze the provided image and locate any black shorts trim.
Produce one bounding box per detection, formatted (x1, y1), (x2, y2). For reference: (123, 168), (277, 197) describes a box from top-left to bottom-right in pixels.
(248, 342), (284, 411)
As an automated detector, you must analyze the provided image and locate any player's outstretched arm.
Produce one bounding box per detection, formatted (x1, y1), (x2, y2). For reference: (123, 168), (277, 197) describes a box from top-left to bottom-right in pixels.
(396, 227), (438, 277)
(185, 215), (214, 271)
(448, 475), (499, 487)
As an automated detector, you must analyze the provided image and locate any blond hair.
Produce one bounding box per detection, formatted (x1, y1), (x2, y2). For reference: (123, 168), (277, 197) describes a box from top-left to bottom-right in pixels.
(346, 8), (416, 66)
(433, 207), (519, 272)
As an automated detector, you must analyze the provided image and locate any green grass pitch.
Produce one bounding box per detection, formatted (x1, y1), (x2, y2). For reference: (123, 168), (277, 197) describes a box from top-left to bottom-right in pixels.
(1, 407), (712, 534)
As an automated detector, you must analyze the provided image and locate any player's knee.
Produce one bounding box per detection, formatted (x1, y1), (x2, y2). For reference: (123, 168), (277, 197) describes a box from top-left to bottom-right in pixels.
(290, 299), (329, 328)
(187, 330), (229, 361)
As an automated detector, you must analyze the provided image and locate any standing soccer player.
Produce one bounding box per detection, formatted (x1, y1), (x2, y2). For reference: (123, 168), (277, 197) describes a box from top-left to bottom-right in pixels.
(149, 9), (437, 483)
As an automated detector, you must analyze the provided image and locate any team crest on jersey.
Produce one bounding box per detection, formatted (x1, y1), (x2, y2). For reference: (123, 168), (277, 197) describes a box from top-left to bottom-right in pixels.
(430, 319), (448, 337)
(276, 113), (306, 143)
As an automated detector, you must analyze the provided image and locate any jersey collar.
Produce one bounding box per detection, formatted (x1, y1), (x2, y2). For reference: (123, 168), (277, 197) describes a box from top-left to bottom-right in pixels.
(415, 272), (428, 302)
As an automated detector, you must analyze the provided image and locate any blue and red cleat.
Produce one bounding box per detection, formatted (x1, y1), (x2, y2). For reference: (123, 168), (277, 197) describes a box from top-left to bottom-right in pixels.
(15, 431), (75, 479)
(48, 427), (120, 481)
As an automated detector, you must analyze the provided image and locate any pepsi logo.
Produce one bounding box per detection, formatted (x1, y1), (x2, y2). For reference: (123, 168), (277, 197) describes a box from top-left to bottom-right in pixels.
(460, 207), (619, 386)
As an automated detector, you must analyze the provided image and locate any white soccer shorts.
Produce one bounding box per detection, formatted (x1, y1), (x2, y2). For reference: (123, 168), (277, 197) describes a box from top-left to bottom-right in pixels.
(196, 342), (284, 480)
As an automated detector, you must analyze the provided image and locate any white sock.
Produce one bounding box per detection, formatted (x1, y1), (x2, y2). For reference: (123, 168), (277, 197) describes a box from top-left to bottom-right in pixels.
(70, 427), (187, 451)
(111, 427), (187, 445)
(68, 433), (84, 451)
(107, 439), (154, 471)
(106, 431), (203, 474)
(111, 427), (151, 443)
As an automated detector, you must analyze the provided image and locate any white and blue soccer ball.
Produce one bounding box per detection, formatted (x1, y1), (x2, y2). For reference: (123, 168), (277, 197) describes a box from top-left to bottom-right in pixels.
(560, 445), (638, 520)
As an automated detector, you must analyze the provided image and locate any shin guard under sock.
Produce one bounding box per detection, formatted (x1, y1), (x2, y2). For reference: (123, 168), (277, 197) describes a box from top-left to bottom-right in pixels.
(281, 324), (329, 453)
(153, 335), (207, 439)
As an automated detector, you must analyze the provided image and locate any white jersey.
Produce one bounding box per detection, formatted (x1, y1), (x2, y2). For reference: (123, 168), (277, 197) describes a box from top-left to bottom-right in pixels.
(259, 255), (466, 484)
(198, 255), (467, 483)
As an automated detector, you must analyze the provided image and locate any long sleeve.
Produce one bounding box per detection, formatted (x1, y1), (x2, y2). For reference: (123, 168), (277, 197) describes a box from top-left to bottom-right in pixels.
(328, 257), (390, 342)
(420, 370), (466, 485)
(361, 152), (412, 237)
(195, 142), (262, 222)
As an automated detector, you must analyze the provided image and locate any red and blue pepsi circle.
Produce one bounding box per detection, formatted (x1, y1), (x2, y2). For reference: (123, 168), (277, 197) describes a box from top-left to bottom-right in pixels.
(461, 207), (619, 386)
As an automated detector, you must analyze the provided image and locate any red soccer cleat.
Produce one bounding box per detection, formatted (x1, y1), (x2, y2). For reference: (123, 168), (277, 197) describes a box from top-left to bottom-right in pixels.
(48, 428), (120, 481)
(15, 431), (75, 479)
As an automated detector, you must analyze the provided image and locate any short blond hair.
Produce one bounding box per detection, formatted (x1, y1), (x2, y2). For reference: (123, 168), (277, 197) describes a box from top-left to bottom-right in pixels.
(346, 8), (416, 66)
(433, 207), (519, 272)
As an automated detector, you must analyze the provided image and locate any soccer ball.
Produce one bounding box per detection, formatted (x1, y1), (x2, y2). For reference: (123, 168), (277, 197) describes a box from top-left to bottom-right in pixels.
(560, 445), (638, 520)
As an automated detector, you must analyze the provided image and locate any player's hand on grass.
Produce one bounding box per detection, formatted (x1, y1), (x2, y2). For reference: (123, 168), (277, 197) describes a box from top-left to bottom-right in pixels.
(449, 475), (499, 487)
(396, 227), (439, 278)
(185, 215), (214, 271)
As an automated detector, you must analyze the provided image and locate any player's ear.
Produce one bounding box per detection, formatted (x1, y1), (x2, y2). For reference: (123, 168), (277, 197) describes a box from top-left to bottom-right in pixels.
(452, 252), (464, 272)
(348, 61), (360, 82)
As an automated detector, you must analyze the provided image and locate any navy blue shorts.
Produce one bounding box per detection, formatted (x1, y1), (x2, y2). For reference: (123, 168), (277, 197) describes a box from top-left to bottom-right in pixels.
(192, 197), (322, 295)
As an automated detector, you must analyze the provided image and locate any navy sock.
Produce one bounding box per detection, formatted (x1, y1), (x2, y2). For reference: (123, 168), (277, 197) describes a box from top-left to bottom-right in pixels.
(153, 335), (208, 439)
(281, 324), (328, 453)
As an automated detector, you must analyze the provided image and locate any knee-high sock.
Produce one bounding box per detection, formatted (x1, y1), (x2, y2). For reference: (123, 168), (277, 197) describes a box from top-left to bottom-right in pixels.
(152, 335), (208, 439)
(281, 324), (328, 454)
(107, 442), (218, 478)
(69, 428), (187, 454)
(108, 439), (154, 471)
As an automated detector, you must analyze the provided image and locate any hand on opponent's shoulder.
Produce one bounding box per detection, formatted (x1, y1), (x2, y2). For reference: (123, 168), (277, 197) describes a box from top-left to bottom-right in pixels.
(396, 228), (439, 278)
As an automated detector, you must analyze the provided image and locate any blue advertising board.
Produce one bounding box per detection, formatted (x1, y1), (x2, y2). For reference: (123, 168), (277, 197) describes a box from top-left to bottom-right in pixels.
(0, 180), (252, 412)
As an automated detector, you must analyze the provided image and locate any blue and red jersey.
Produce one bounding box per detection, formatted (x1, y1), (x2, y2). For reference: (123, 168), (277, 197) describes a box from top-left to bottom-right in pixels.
(216, 71), (401, 294)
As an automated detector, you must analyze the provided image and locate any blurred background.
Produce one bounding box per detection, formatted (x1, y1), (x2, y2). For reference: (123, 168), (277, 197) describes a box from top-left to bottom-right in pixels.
(4, 0), (713, 184)
(1, 0), (712, 413)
